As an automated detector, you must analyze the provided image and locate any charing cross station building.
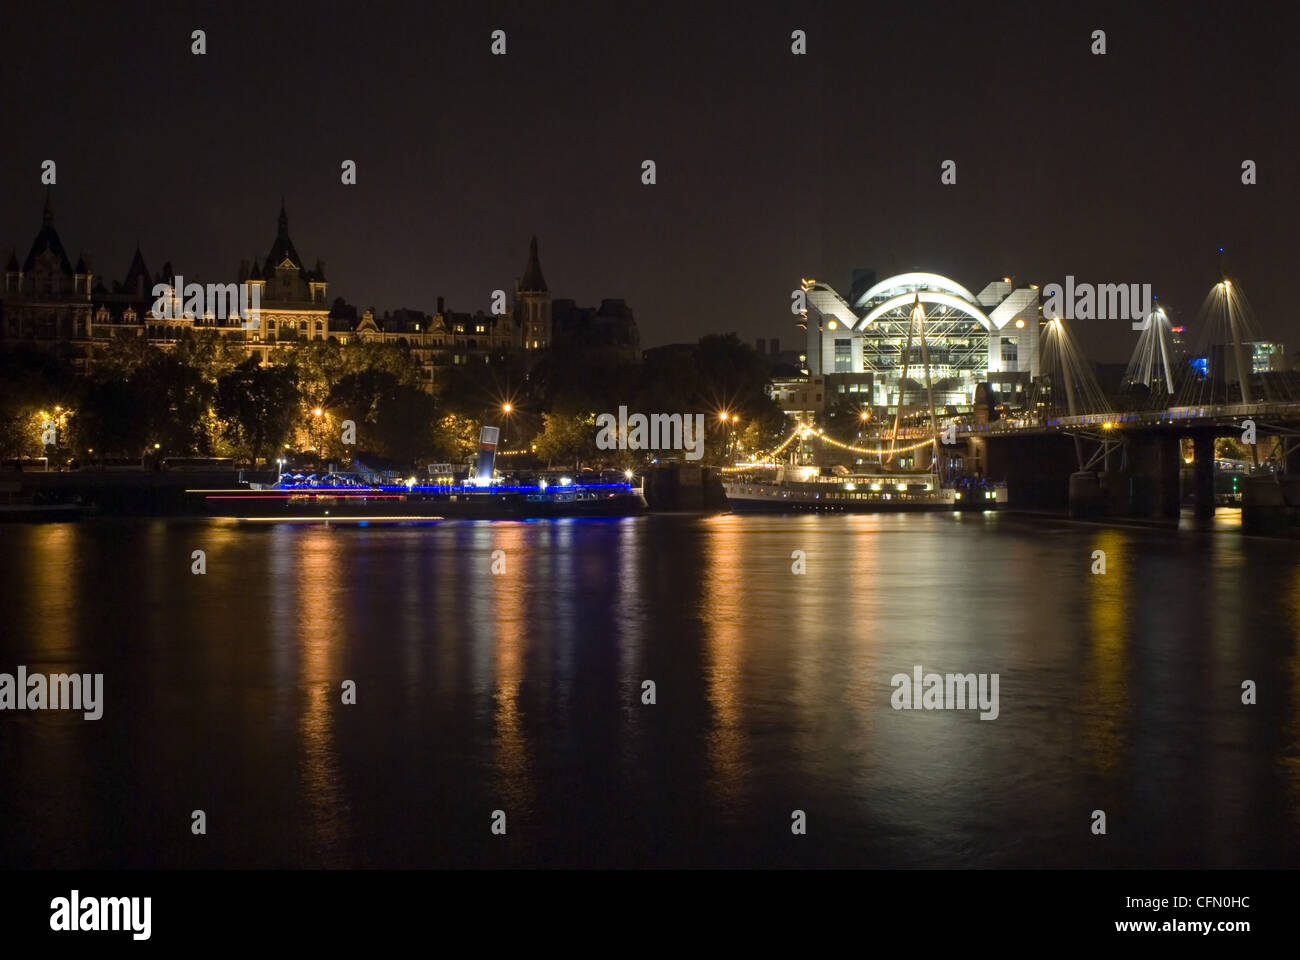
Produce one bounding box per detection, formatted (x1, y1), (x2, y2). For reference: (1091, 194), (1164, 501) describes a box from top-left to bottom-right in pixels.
(800, 271), (1043, 412)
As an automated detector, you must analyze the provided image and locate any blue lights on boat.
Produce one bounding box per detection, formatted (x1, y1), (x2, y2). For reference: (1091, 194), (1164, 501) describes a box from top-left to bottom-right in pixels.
(272, 482), (636, 494)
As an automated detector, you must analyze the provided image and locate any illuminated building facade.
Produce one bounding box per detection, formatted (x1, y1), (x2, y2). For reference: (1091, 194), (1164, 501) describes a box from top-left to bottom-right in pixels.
(801, 272), (1041, 408)
(1, 195), (627, 391)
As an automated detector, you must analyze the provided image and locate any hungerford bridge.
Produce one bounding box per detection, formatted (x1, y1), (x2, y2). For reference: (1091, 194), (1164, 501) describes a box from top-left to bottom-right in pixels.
(786, 270), (1300, 533)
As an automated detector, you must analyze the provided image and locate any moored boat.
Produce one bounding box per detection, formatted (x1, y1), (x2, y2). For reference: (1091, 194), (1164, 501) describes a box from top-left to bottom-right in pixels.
(721, 464), (1005, 513)
(190, 474), (647, 522)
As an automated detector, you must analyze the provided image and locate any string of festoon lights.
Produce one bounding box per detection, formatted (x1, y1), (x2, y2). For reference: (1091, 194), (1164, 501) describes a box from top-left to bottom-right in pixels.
(814, 430), (937, 456)
(721, 425), (939, 472)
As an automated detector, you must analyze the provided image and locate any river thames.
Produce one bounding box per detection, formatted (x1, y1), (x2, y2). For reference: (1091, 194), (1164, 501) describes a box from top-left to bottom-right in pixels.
(1, 512), (1297, 868)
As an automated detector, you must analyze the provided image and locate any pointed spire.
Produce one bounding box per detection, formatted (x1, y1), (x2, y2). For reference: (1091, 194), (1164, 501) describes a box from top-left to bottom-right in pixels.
(266, 198), (302, 270)
(519, 235), (547, 293)
(125, 245), (151, 295)
(24, 188), (72, 275)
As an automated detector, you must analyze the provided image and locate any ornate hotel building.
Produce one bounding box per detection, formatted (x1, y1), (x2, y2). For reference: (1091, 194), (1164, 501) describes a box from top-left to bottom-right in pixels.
(1, 193), (596, 390)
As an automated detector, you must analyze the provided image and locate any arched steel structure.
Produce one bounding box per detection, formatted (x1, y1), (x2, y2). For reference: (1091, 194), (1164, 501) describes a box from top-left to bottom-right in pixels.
(855, 276), (997, 398)
(856, 291), (994, 331)
(853, 272), (981, 309)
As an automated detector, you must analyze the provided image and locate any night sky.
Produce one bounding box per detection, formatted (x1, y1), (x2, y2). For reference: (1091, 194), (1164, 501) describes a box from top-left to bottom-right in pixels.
(1, 0), (1295, 360)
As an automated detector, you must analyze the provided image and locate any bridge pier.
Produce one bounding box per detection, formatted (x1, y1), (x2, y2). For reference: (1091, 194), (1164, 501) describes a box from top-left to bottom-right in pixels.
(1286, 441), (1300, 476)
(1243, 476), (1285, 534)
(1109, 432), (1181, 519)
(1068, 471), (1103, 518)
(985, 434), (1077, 511)
(1192, 432), (1215, 519)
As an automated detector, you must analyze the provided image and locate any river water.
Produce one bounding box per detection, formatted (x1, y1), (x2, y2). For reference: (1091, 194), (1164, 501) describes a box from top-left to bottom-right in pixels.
(1, 512), (1297, 868)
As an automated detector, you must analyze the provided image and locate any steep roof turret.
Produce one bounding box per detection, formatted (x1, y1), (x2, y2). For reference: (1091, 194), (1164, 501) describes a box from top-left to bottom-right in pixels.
(124, 245), (150, 295)
(264, 198), (304, 273)
(22, 188), (74, 275)
(518, 235), (547, 293)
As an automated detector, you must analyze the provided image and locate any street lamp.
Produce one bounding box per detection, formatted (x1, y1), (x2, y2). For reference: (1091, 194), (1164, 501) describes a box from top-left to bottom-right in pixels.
(310, 408), (327, 461)
(501, 402), (513, 447)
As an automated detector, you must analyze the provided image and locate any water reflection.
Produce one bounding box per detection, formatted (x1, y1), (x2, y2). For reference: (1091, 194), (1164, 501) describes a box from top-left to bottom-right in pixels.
(1084, 529), (1129, 772)
(0, 513), (1298, 868)
(293, 527), (351, 862)
(701, 517), (750, 820)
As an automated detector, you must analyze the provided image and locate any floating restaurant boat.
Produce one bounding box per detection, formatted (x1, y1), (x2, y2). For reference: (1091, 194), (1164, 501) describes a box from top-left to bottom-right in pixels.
(191, 474), (646, 522)
(721, 464), (1005, 513)
(190, 425), (646, 522)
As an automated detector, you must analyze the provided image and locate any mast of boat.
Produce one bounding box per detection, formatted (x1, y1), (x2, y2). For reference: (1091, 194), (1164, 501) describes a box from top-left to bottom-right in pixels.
(887, 294), (939, 476)
(913, 294), (940, 480)
(886, 305), (915, 466)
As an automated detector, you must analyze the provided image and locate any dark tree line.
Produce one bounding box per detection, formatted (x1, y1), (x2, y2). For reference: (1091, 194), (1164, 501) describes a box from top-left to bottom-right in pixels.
(0, 331), (790, 469)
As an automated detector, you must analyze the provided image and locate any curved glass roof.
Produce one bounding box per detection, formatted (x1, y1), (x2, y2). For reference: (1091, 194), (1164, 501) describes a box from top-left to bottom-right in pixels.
(853, 272), (980, 309)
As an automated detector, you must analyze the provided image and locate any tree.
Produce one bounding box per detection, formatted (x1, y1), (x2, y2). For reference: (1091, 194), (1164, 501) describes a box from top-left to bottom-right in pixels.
(135, 352), (216, 455)
(74, 378), (146, 457)
(432, 414), (481, 463)
(694, 333), (772, 417)
(94, 334), (156, 378)
(823, 392), (871, 444)
(0, 345), (77, 459)
(172, 332), (247, 382)
(217, 357), (299, 464)
(533, 412), (597, 470)
(530, 346), (638, 416)
(325, 369), (439, 465)
(436, 351), (535, 417)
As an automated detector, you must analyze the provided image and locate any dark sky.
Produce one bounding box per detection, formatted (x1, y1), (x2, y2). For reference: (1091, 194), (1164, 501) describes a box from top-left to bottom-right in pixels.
(2, 0), (1296, 361)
